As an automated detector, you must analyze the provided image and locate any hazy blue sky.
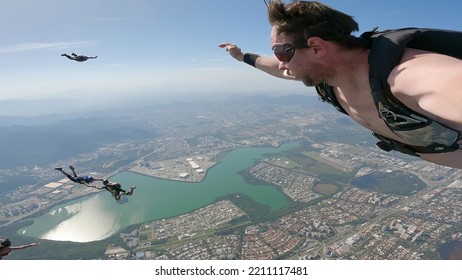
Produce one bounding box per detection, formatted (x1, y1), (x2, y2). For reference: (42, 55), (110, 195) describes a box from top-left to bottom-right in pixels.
(1, 0), (461, 102)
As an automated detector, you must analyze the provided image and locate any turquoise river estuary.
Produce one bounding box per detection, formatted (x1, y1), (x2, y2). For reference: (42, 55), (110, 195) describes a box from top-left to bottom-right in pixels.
(18, 142), (300, 242)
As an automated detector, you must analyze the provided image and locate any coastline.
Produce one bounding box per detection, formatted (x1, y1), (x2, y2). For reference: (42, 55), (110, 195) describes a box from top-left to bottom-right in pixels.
(0, 154), (221, 231)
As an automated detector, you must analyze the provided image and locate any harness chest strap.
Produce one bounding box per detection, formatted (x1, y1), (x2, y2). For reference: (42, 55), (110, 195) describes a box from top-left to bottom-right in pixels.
(316, 79), (461, 157)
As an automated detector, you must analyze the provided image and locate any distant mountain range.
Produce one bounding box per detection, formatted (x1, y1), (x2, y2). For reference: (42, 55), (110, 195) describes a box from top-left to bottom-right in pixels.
(0, 93), (323, 124)
(0, 98), (83, 117)
(0, 94), (331, 169)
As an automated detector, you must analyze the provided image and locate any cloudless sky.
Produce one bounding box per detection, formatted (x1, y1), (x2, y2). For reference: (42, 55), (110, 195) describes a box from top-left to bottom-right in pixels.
(1, 0), (462, 103)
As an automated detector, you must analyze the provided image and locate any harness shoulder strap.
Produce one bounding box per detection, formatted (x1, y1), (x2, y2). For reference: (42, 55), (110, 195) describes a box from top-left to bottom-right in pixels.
(315, 83), (348, 115)
(365, 28), (461, 155)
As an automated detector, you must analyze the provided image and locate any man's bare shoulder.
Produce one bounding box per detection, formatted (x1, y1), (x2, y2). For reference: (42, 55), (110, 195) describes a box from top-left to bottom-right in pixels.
(388, 48), (462, 129)
(390, 48), (462, 91)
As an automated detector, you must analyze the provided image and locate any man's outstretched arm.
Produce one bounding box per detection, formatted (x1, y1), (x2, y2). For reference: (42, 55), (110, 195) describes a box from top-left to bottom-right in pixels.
(11, 242), (38, 251)
(219, 43), (298, 80)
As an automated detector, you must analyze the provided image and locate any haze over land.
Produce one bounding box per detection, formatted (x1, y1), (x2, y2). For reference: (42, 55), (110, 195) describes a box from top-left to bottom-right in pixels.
(1, 93), (461, 260)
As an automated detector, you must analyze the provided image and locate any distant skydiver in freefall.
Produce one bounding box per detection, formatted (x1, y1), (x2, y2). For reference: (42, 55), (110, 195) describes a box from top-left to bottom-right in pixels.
(0, 238), (38, 260)
(61, 52), (98, 62)
(55, 166), (104, 187)
(97, 180), (136, 201)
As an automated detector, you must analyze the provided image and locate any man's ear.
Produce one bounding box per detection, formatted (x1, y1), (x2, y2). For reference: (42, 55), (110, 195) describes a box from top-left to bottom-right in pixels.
(307, 37), (326, 55)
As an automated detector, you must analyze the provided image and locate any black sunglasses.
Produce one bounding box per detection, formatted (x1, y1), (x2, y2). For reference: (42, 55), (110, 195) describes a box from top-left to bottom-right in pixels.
(273, 42), (310, 63)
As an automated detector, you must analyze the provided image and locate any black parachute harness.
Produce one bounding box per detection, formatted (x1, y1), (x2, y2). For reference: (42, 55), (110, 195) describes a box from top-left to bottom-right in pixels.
(315, 27), (462, 157)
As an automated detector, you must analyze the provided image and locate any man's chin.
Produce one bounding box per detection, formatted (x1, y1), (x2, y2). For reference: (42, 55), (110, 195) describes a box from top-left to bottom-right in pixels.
(303, 80), (316, 87)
